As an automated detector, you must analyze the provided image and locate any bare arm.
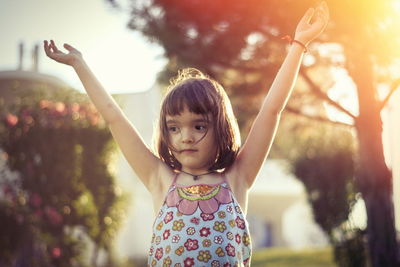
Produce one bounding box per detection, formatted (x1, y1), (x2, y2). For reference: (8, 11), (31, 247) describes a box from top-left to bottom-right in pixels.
(43, 40), (168, 192)
(231, 2), (330, 188)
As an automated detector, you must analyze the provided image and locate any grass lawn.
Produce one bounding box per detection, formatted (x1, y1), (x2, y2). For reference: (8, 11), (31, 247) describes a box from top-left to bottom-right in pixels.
(251, 247), (337, 267)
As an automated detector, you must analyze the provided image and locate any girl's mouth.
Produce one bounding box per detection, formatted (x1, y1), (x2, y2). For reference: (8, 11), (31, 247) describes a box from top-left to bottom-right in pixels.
(180, 149), (197, 153)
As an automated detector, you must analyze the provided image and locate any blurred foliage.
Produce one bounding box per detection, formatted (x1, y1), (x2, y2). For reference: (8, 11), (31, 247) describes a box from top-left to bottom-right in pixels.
(280, 114), (368, 267)
(113, 0), (400, 140)
(252, 246), (335, 267)
(0, 82), (128, 266)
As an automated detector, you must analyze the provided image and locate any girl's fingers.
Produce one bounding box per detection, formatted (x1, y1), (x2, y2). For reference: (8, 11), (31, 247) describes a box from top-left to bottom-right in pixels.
(63, 43), (75, 52)
(50, 40), (61, 53)
(44, 40), (52, 56)
(300, 8), (314, 25)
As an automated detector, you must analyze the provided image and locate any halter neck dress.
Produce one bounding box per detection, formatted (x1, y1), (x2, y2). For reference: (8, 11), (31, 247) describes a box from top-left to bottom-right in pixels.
(147, 172), (252, 267)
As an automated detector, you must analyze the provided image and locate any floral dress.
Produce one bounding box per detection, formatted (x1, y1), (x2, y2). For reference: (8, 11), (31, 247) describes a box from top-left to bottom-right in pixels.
(147, 173), (252, 267)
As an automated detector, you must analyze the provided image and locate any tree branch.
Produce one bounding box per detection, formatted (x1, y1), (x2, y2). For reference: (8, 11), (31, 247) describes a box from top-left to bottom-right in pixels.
(379, 79), (400, 111)
(285, 106), (354, 128)
(300, 69), (357, 120)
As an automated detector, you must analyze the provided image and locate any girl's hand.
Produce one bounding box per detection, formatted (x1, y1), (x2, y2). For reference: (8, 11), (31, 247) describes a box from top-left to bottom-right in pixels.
(294, 1), (329, 46)
(43, 40), (83, 67)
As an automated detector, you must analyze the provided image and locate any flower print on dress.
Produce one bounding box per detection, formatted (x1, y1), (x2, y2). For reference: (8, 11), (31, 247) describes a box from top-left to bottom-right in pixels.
(163, 229), (171, 240)
(197, 250), (212, 263)
(186, 227), (195, 235)
(226, 205), (233, 214)
(190, 217), (200, 225)
(225, 243), (236, 257)
(226, 232), (234, 240)
(213, 221), (227, 233)
(235, 206), (242, 214)
(211, 260), (221, 267)
(164, 211), (174, 224)
(156, 221), (164, 231)
(202, 239), (212, 247)
(243, 232), (251, 246)
(218, 211), (226, 218)
(172, 219), (185, 231)
(215, 247), (225, 257)
(214, 235), (224, 245)
(235, 233), (241, 244)
(172, 234), (180, 243)
(183, 257), (195, 267)
(163, 256), (172, 267)
(199, 227), (211, 237)
(235, 216), (245, 230)
(184, 238), (199, 251)
(155, 247), (163, 260)
(175, 246), (184, 256)
(201, 212), (215, 221)
(166, 184), (232, 215)
(149, 246), (154, 256)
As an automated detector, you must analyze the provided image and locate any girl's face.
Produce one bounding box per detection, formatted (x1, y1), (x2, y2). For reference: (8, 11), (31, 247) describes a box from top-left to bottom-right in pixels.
(166, 106), (217, 174)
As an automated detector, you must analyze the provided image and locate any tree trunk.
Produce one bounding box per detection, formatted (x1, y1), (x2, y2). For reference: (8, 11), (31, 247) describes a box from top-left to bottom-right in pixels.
(348, 48), (399, 267)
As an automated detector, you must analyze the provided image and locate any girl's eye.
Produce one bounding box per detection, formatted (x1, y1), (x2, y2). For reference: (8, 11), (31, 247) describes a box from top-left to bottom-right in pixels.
(168, 126), (179, 132)
(195, 125), (207, 131)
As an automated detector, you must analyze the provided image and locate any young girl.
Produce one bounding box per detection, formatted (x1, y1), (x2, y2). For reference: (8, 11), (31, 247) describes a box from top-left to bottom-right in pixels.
(44, 2), (329, 266)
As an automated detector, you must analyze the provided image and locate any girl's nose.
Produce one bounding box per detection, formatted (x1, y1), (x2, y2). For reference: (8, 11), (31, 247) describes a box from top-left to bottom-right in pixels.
(181, 129), (194, 144)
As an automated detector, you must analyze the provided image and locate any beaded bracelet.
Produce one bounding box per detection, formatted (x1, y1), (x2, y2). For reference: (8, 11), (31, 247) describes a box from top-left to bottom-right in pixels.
(281, 35), (308, 53)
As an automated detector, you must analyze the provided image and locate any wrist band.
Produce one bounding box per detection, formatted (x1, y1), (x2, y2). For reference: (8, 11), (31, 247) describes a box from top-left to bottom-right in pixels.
(281, 35), (308, 53)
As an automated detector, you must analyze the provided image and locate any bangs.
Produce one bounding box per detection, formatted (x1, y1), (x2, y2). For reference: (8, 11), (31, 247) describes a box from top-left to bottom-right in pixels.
(163, 79), (219, 118)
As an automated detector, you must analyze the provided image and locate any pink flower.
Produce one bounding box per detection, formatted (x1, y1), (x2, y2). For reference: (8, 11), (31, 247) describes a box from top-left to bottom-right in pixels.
(155, 247), (163, 260)
(164, 211), (173, 224)
(235, 233), (241, 244)
(183, 257), (195, 267)
(166, 184), (232, 215)
(225, 243), (235, 257)
(235, 216), (245, 230)
(29, 193), (42, 208)
(163, 229), (171, 240)
(40, 100), (52, 109)
(201, 213), (215, 221)
(199, 227), (211, 237)
(5, 114), (18, 127)
(184, 238), (199, 251)
(190, 217), (200, 225)
(44, 206), (62, 225)
(52, 247), (61, 258)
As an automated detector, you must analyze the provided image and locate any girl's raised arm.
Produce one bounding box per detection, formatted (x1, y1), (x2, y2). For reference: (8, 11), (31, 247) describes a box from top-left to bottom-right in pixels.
(231, 2), (329, 189)
(43, 40), (168, 192)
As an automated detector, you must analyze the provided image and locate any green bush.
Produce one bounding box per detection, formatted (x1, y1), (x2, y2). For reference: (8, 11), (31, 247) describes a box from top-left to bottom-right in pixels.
(0, 88), (127, 266)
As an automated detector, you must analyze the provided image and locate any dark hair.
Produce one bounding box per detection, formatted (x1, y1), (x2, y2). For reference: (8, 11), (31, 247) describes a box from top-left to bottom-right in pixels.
(154, 68), (241, 171)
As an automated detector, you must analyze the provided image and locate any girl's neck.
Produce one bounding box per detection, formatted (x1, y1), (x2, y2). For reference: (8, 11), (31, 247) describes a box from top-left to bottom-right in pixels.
(176, 171), (223, 184)
(178, 166), (220, 181)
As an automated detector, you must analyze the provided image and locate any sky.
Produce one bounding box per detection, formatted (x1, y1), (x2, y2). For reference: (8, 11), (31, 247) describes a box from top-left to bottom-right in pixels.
(0, 0), (167, 94)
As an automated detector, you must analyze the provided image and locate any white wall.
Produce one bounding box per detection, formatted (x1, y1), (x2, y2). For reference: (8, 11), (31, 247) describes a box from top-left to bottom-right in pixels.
(382, 89), (400, 231)
(111, 85), (162, 259)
